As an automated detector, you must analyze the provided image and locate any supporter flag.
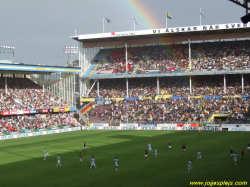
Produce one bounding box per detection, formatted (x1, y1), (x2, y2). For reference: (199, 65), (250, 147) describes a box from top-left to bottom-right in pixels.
(103, 17), (111, 23)
(166, 11), (173, 19)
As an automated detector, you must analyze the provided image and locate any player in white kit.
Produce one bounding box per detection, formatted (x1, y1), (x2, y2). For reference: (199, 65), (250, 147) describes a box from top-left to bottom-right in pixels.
(247, 143), (250, 152)
(154, 148), (158, 159)
(79, 152), (83, 166)
(56, 154), (61, 167)
(233, 152), (238, 165)
(44, 149), (47, 161)
(188, 159), (193, 174)
(196, 150), (202, 162)
(114, 157), (119, 171)
(148, 143), (152, 153)
(90, 157), (97, 169)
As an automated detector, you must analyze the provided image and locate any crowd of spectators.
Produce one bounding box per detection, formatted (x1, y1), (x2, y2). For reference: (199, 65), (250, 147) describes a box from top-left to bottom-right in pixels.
(87, 96), (249, 124)
(0, 112), (79, 133)
(0, 77), (67, 112)
(191, 41), (250, 72)
(88, 75), (250, 98)
(1, 39), (250, 129)
(93, 40), (250, 75)
(86, 74), (250, 124)
(96, 47), (145, 74)
(137, 45), (189, 74)
(0, 77), (81, 133)
(88, 78), (157, 98)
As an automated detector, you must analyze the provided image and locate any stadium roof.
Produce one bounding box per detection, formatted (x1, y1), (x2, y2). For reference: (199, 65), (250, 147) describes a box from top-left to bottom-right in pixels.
(71, 22), (250, 48)
(0, 63), (81, 75)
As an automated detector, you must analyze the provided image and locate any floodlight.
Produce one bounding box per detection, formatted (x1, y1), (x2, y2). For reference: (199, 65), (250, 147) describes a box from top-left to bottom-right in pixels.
(64, 46), (78, 64)
(241, 13), (250, 24)
(0, 45), (15, 62)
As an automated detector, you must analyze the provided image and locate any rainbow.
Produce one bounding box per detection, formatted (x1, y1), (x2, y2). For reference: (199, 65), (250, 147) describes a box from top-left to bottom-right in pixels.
(122, 0), (178, 45)
(122, 0), (162, 29)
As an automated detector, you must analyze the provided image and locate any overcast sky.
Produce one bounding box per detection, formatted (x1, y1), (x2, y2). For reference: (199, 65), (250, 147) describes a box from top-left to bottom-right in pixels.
(0, 0), (246, 66)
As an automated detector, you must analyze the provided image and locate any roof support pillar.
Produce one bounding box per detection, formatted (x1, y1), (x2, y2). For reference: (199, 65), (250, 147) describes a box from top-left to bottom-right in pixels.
(188, 38), (191, 70)
(125, 42), (128, 73)
(126, 78), (129, 98)
(189, 76), (192, 95)
(157, 77), (160, 95)
(224, 74), (226, 94)
(242, 74), (244, 94)
(97, 79), (100, 97)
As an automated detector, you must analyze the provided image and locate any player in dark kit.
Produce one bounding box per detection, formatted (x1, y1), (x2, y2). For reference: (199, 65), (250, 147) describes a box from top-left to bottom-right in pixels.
(182, 143), (186, 155)
(230, 146), (234, 159)
(145, 150), (148, 161)
(83, 141), (87, 152)
(168, 142), (172, 151)
(241, 148), (245, 160)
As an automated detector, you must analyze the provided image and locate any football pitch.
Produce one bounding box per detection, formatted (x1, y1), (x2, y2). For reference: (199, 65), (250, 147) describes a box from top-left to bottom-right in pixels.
(0, 130), (249, 187)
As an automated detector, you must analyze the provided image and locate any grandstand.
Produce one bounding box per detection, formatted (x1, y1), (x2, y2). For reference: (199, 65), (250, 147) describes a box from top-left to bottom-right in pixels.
(72, 22), (250, 125)
(1, 21), (250, 133)
(0, 62), (81, 133)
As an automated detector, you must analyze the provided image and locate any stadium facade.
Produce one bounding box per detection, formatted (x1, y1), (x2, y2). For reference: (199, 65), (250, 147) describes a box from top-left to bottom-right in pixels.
(72, 22), (250, 95)
(67, 22), (250, 126)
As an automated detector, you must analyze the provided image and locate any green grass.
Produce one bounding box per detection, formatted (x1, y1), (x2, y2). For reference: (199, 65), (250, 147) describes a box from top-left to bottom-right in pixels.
(0, 130), (249, 187)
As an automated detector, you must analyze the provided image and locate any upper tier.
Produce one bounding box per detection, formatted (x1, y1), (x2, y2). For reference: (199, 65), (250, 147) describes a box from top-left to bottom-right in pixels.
(83, 40), (250, 79)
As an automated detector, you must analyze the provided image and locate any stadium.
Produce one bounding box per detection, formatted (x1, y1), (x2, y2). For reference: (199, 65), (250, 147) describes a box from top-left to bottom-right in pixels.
(1, 1), (250, 187)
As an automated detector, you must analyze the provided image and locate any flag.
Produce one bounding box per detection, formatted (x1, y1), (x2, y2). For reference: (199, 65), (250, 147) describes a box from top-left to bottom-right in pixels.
(200, 10), (205, 18)
(134, 17), (137, 25)
(104, 17), (111, 23)
(166, 12), (173, 19)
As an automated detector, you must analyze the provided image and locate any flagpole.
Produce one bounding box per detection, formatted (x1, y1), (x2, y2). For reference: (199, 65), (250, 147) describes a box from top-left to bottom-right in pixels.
(134, 18), (135, 31)
(200, 8), (201, 26)
(103, 17), (104, 33)
(166, 11), (168, 28)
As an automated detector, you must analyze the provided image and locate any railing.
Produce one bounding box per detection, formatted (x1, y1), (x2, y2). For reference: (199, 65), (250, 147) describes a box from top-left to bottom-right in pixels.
(89, 120), (206, 125)
(76, 102), (94, 124)
(76, 109), (88, 124)
(87, 69), (250, 79)
(87, 118), (249, 125)
(206, 112), (214, 122)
